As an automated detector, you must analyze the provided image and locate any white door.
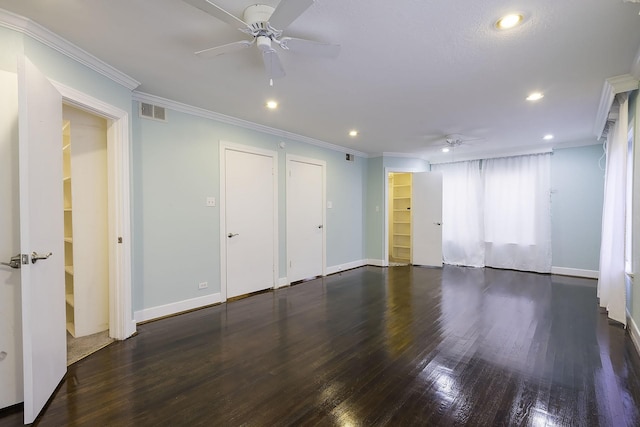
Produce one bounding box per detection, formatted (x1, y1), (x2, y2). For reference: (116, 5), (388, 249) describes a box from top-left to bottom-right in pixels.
(18, 57), (66, 424)
(224, 147), (276, 298)
(287, 157), (325, 282)
(412, 172), (443, 267)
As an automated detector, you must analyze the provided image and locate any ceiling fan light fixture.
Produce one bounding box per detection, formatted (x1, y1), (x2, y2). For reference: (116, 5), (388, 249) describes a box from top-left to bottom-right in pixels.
(495, 14), (524, 30)
(526, 92), (544, 101)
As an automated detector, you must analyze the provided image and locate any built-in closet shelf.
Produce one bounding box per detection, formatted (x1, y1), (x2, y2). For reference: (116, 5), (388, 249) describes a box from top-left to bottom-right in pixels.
(62, 143), (70, 151)
(65, 293), (74, 307)
(64, 208), (72, 212)
(394, 197), (411, 200)
(65, 266), (74, 276)
(63, 176), (71, 182)
(393, 221), (410, 224)
(64, 237), (73, 243)
(394, 209), (411, 212)
(394, 245), (411, 249)
(394, 233), (411, 237)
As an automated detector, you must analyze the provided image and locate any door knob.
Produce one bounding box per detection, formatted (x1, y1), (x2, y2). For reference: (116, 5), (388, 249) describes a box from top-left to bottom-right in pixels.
(227, 233), (239, 238)
(1, 254), (22, 269)
(434, 222), (442, 226)
(31, 251), (52, 264)
(317, 225), (323, 229)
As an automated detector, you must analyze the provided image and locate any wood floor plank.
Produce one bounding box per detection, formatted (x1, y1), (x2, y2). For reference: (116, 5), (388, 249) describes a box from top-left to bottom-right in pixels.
(2, 265), (640, 426)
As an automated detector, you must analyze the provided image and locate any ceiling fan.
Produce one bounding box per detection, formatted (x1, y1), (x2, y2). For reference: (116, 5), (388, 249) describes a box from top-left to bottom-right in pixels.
(183, 0), (341, 81)
(434, 134), (483, 152)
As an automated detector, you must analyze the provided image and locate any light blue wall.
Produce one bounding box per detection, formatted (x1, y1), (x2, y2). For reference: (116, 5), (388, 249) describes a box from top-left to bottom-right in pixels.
(551, 144), (605, 271)
(132, 107), (366, 310)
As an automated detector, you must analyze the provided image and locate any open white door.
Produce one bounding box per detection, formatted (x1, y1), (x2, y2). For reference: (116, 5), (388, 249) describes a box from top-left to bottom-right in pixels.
(412, 172), (443, 267)
(18, 57), (66, 424)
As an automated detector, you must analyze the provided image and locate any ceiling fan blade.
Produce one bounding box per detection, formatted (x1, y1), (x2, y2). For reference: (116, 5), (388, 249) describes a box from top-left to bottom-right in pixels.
(268, 0), (315, 30)
(183, 0), (248, 29)
(262, 49), (286, 79)
(279, 37), (340, 57)
(195, 40), (254, 59)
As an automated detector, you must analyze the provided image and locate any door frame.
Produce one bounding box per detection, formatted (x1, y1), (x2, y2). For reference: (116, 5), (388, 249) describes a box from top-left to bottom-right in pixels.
(219, 141), (278, 301)
(383, 167), (425, 267)
(52, 81), (135, 340)
(285, 154), (326, 285)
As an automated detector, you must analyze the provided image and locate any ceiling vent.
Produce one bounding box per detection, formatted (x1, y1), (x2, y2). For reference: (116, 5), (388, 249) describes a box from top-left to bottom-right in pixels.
(139, 102), (167, 122)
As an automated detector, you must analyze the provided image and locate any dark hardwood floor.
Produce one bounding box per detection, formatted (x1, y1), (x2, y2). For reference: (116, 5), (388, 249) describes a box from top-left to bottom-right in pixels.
(2, 265), (640, 426)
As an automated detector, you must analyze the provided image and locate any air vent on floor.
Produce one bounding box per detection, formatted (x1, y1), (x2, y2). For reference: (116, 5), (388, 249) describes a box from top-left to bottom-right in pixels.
(139, 102), (167, 122)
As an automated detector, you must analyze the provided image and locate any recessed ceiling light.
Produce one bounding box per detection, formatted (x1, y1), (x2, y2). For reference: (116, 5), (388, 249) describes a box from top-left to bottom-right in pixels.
(543, 134), (554, 140)
(266, 100), (278, 109)
(495, 14), (523, 30)
(526, 92), (544, 101)
(442, 147), (450, 153)
(349, 130), (358, 137)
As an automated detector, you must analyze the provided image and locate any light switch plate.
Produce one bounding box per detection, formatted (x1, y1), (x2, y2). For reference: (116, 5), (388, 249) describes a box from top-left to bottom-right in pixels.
(327, 201), (333, 209)
(206, 197), (216, 207)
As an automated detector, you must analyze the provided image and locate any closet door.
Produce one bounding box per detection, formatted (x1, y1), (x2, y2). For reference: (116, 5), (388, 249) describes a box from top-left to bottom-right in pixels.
(412, 172), (443, 267)
(222, 145), (277, 299)
(17, 56), (66, 425)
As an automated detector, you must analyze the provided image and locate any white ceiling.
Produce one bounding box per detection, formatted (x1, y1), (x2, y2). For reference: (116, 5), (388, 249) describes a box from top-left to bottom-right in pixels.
(1, 0), (639, 161)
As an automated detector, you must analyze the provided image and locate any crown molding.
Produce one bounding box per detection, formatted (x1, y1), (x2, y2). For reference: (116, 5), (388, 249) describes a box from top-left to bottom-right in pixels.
(593, 74), (638, 139)
(0, 8), (140, 90)
(132, 91), (368, 158)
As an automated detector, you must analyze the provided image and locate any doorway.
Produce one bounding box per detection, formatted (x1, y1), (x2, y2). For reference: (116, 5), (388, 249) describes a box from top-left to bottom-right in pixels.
(62, 105), (114, 365)
(388, 172), (412, 265)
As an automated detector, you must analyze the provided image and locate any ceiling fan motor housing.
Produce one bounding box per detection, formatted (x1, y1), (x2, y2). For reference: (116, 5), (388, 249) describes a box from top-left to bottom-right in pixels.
(243, 4), (274, 26)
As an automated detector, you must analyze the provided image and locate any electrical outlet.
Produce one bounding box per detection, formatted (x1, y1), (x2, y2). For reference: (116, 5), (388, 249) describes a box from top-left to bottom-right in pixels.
(198, 282), (208, 290)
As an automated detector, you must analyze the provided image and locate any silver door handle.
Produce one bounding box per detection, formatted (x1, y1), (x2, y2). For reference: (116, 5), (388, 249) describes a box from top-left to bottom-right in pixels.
(1, 254), (22, 269)
(317, 225), (323, 229)
(227, 233), (239, 238)
(31, 251), (52, 264)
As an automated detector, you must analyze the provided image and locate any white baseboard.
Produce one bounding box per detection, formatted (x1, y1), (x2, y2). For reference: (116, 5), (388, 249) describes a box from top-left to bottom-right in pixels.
(134, 293), (222, 324)
(627, 309), (640, 357)
(326, 259), (367, 275)
(551, 266), (599, 279)
(276, 277), (289, 288)
(366, 259), (386, 267)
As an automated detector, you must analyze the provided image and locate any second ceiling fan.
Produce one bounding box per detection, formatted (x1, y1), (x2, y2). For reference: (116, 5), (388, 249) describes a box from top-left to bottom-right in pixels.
(184, 0), (341, 80)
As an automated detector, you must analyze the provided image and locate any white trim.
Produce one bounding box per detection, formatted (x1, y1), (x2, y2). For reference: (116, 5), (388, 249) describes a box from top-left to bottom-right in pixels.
(276, 277), (289, 288)
(219, 141), (279, 302)
(366, 259), (386, 267)
(133, 91), (367, 158)
(627, 309), (640, 357)
(550, 267), (599, 279)
(593, 74), (639, 139)
(325, 259), (367, 275)
(286, 154), (327, 285)
(632, 43), (640, 80)
(53, 80), (135, 340)
(134, 293), (222, 324)
(0, 9), (139, 90)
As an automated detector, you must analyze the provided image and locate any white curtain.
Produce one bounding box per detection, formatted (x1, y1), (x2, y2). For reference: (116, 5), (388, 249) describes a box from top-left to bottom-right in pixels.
(483, 153), (552, 273)
(433, 153), (552, 273)
(598, 94), (628, 326)
(432, 160), (485, 267)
